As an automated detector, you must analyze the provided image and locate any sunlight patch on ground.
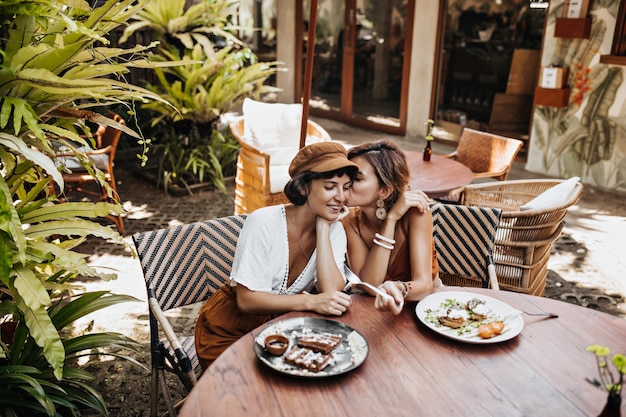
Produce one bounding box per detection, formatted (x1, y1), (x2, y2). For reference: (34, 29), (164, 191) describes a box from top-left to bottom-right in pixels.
(123, 202), (154, 220)
(563, 206), (626, 296)
(364, 114), (399, 127)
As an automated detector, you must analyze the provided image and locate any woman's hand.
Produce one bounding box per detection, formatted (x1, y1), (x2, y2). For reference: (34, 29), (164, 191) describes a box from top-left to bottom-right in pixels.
(311, 291), (352, 316)
(387, 190), (430, 221)
(337, 206), (350, 221)
(373, 281), (405, 315)
(316, 207), (350, 229)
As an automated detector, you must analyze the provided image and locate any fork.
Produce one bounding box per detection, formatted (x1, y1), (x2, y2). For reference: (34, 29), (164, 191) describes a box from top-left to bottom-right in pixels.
(522, 311), (559, 318)
(507, 309), (559, 320)
(345, 269), (396, 303)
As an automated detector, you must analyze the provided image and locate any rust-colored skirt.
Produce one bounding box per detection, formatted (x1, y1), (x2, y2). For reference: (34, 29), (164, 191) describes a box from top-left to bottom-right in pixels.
(194, 284), (275, 371)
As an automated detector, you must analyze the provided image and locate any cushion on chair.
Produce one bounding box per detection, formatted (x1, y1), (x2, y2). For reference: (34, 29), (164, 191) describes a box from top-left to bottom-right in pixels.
(519, 177), (580, 211)
(243, 98), (303, 165)
(56, 146), (109, 171)
(266, 135), (328, 193)
(269, 165), (290, 194)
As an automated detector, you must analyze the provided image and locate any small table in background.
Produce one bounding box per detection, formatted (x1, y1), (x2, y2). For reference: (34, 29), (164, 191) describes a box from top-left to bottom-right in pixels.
(403, 151), (474, 198)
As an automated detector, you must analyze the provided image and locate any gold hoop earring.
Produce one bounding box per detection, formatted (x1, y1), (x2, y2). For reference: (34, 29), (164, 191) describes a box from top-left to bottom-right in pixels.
(376, 198), (387, 220)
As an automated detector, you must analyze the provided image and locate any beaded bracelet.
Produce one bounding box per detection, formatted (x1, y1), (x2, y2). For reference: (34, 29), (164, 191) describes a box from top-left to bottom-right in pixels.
(373, 238), (394, 250)
(374, 232), (396, 245)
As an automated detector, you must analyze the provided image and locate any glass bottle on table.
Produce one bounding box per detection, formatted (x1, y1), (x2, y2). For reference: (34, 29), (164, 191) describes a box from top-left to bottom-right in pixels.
(423, 119), (434, 162)
(423, 140), (432, 161)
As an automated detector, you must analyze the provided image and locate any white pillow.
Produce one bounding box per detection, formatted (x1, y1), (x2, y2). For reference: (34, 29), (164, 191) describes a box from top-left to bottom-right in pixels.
(269, 165), (291, 194)
(243, 99), (302, 161)
(56, 146), (109, 171)
(519, 177), (580, 211)
(265, 134), (330, 193)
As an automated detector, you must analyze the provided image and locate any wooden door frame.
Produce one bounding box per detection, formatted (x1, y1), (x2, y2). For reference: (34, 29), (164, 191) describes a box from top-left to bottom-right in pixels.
(340, 0), (356, 122)
(296, 0), (415, 136)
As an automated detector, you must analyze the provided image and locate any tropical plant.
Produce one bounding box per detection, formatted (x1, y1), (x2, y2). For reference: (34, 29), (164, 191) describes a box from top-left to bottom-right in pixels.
(0, 291), (143, 416)
(154, 124), (239, 194)
(0, 0), (168, 414)
(120, 0), (282, 193)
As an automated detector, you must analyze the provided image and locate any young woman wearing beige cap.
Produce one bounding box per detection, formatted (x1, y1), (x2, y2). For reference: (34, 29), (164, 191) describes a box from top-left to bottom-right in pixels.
(195, 142), (358, 370)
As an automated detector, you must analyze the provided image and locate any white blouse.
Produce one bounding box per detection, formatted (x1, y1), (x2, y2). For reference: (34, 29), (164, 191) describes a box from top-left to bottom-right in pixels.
(230, 205), (348, 294)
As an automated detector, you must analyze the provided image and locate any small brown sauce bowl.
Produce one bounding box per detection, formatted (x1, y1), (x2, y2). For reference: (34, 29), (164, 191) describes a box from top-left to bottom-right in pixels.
(264, 334), (289, 356)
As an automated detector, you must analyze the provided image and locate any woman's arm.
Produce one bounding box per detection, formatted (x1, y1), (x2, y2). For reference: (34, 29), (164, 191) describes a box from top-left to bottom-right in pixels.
(344, 190), (430, 287)
(350, 215), (398, 287)
(398, 208), (434, 300)
(314, 218), (348, 293)
(236, 285), (351, 316)
(376, 208), (434, 314)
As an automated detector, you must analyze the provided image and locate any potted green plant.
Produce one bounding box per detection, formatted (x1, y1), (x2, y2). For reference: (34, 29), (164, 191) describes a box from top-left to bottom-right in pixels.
(120, 0), (281, 194)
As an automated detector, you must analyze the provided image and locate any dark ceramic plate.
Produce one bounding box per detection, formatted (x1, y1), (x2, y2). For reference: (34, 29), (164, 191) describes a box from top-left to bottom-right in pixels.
(253, 317), (368, 377)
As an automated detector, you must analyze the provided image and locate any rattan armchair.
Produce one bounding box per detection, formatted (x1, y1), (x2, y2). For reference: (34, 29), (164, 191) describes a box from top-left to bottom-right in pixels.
(444, 128), (524, 181)
(461, 179), (583, 296)
(230, 117), (331, 214)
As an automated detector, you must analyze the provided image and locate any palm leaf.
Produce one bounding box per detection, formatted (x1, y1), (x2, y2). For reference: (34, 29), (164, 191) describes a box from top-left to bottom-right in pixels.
(0, 133), (63, 187)
(21, 201), (123, 223)
(14, 295), (65, 380)
(28, 241), (118, 282)
(60, 380), (107, 415)
(50, 291), (139, 330)
(25, 219), (125, 244)
(0, 176), (27, 263)
(0, 370), (57, 416)
(63, 333), (142, 356)
(12, 265), (51, 309)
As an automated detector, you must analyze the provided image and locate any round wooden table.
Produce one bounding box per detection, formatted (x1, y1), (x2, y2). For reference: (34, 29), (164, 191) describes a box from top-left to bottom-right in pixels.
(403, 151), (474, 197)
(179, 288), (626, 417)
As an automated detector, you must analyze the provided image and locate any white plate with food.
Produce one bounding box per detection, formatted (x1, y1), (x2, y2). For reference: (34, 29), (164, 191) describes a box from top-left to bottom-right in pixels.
(415, 291), (524, 344)
(253, 317), (368, 377)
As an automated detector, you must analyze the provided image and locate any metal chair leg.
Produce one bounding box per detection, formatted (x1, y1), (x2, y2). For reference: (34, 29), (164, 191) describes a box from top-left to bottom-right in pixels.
(158, 368), (177, 417)
(150, 367), (159, 417)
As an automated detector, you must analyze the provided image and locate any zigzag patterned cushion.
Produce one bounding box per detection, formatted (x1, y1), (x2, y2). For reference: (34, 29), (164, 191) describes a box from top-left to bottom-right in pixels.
(132, 215), (247, 311)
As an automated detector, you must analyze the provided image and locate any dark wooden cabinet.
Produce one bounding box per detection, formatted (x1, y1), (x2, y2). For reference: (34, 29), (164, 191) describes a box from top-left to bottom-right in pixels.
(442, 42), (512, 124)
